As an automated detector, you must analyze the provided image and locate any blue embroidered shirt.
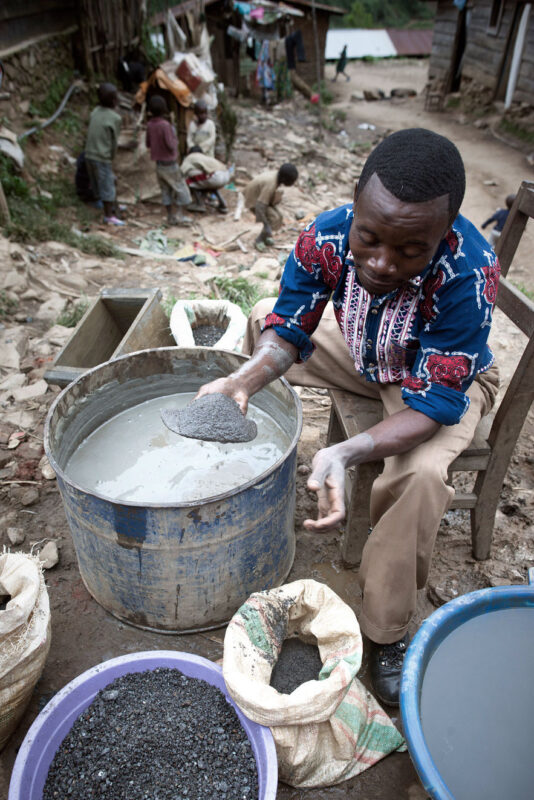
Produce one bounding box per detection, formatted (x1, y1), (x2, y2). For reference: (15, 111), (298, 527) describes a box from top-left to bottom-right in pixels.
(264, 204), (499, 426)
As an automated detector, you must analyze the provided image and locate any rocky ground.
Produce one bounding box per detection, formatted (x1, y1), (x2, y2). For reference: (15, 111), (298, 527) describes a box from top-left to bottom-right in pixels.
(0, 58), (533, 798)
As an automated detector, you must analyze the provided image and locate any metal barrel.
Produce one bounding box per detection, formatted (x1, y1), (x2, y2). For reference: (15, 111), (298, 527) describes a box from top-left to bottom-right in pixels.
(44, 347), (302, 633)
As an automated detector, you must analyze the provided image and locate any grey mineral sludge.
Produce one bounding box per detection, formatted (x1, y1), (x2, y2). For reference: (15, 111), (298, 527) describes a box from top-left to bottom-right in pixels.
(161, 392), (258, 443)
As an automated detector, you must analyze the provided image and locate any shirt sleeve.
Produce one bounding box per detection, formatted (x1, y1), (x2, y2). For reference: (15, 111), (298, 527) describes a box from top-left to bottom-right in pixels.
(187, 121), (196, 151)
(401, 256), (500, 425)
(203, 120), (216, 154)
(164, 121), (177, 152)
(110, 114), (121, 159)
(482, 211), (498, 229)
(263, 221), (343, 360)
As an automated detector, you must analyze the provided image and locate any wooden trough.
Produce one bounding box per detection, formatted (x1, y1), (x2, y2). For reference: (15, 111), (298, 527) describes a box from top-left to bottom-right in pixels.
(44, 288), (174, 387)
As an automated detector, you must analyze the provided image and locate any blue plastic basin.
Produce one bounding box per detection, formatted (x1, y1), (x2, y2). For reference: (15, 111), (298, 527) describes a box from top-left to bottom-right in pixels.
(401, 568), (534, 800)
(9, 651), (278, 800)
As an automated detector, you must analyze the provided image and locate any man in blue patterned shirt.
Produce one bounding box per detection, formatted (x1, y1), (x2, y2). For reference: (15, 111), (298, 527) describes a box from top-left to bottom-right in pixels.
(198, 128), (500, 705)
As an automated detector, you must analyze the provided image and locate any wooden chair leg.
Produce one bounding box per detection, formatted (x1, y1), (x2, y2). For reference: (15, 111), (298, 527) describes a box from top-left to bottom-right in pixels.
(327, 406), (344, 446)
(341, 461), (382, 566)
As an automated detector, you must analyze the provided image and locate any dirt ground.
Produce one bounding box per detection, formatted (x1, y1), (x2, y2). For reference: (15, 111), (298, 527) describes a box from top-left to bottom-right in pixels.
(0, 57), (533, 799)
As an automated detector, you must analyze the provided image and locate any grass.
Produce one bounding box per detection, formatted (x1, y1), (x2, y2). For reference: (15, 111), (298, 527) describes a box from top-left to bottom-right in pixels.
(209, 276), (271, 316)
(0, 290), (17, 319)
(0, 156), (120, 258)
(56, 297), (90, 327)
(499, 118), (534, 146)
(512, 282), (534, 302)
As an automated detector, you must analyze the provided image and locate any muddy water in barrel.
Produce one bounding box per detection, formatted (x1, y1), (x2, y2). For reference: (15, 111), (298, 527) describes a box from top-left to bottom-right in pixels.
(65, 392), (290, 503)
(420, 607), (534, 800)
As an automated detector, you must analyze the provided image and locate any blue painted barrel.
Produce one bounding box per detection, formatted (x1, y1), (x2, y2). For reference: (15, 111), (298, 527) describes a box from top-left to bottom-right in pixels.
(400, 569), (534, 800)
(44, 347), (302, 633)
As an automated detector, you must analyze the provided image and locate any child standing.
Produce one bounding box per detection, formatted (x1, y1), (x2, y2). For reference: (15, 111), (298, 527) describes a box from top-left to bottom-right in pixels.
(186, 100), (216, 157)
(146, 95), (192, 226)
(85, 83), (124, 226)
(482, 193), (516, 247)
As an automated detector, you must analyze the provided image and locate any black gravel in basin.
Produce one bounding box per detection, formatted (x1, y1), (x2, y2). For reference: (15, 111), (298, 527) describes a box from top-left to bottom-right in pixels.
(270, 638), (323, 695)
(43, 668), (259, 800)
(193, 325), (225, 346)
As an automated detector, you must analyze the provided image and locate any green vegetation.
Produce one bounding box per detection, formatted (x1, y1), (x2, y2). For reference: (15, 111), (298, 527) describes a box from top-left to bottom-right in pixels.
(499, 118), (534, 146)
(141, 23), (166, 68)
(513, 282), (534, 302)
(216, 89), (238, 162)
(0, 290), (17, 319)
(328, 0), (434, 28)
(30, 73), (73, 119)
(57, 297), (90, 328)
(312, 81), (334, 106)
(209, 276), (271, 316)
(0, 155), (120, 257)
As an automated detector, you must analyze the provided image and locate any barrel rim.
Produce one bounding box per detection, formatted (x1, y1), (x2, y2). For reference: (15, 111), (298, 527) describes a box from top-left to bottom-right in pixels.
(400, 582), (534, 800)
(44, 346), (303, 509)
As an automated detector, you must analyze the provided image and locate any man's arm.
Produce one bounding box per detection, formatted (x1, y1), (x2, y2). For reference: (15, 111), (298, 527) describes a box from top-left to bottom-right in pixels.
(304, 409), (440, 531)
(203, 120), (216, 154)
(196, 328), (298, 413)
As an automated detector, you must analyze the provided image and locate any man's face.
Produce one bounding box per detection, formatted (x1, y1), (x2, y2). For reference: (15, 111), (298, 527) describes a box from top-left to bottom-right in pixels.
(349, 173), (451, 295)
(195, 107), (208, 124)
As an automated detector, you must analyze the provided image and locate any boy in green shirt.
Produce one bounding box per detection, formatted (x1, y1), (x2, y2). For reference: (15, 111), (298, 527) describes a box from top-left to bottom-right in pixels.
(85, 83), (124, 226)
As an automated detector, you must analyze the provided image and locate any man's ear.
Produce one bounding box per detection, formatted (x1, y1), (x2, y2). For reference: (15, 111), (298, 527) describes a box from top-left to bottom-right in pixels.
(353, 182), (358, 204)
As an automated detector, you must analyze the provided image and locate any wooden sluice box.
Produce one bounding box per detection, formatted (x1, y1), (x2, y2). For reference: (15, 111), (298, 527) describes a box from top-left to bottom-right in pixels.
(44, 288), (175, 387)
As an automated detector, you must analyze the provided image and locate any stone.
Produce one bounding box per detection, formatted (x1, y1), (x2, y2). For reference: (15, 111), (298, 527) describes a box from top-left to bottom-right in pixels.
(7, 527), (25, 545)
(20, 486), (39, 506)
(390, 87), (417, 98)
(19, 100), (30, 114)
(34, 294), (67, 322)
(0, 373), (27, 391)
(39, 454), (56, 480)
(12, 379), (48, 402)
(0, 326), (29, 370)
(43, 324), (72, 346)
(38, 540), (59, 569)
(0, 268), (29, 293)
(0, 510), (18, 528)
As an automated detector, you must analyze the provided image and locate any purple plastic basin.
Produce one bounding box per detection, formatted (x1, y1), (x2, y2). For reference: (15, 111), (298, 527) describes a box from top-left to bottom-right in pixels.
(9, 650), (278, 800)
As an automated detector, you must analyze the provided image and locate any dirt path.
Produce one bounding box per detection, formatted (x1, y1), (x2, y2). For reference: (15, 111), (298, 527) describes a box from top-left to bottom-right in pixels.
(0, 57), (533, 800)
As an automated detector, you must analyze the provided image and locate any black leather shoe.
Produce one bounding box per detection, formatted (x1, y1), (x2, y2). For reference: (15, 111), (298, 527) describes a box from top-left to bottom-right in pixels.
(369, 633), (410, 707)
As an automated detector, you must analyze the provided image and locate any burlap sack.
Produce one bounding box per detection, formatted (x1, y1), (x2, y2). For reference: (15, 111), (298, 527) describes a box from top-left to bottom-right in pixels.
(170, 298), (247, 352)
(223, 579), (405, 787)
(0, 553), (51, 750)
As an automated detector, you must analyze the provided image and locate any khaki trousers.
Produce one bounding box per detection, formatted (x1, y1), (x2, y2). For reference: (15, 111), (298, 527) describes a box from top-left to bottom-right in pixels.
(245, 299), (499, 643)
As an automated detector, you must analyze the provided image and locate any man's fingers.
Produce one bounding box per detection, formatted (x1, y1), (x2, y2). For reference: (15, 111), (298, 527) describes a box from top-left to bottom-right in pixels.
(304, 475), (345, 532)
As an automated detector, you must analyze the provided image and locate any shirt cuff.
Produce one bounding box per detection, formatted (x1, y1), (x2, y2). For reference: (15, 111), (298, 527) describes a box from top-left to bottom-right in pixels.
(402, 380), (470, 425)
(263, 316), (315, 362)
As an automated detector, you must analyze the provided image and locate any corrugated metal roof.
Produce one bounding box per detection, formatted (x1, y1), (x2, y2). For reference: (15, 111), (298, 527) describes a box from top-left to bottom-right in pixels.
(386, 29), (433, 56)
(326, 27), (433, 60)
(326, 29), (397, 60)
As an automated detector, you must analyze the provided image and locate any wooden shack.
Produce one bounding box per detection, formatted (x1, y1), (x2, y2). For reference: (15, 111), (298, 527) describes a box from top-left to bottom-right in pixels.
(429, 0), (534, 105)
(152, 0), (344, 97)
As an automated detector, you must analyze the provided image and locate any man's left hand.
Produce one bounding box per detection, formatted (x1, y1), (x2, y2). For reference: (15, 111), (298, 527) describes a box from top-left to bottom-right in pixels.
(303, 445), (348, 532)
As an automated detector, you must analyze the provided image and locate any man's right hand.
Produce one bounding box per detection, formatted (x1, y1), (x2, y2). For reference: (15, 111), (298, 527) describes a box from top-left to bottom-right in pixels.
(195, 376), (250, 415)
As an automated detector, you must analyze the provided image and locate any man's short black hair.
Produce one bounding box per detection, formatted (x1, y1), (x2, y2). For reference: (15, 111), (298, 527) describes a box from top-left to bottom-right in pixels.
(278, 163), (298, 186)
(149, 95), (168, 116)
(356, 128), (465, 226)
(98, 82), (118, 108)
